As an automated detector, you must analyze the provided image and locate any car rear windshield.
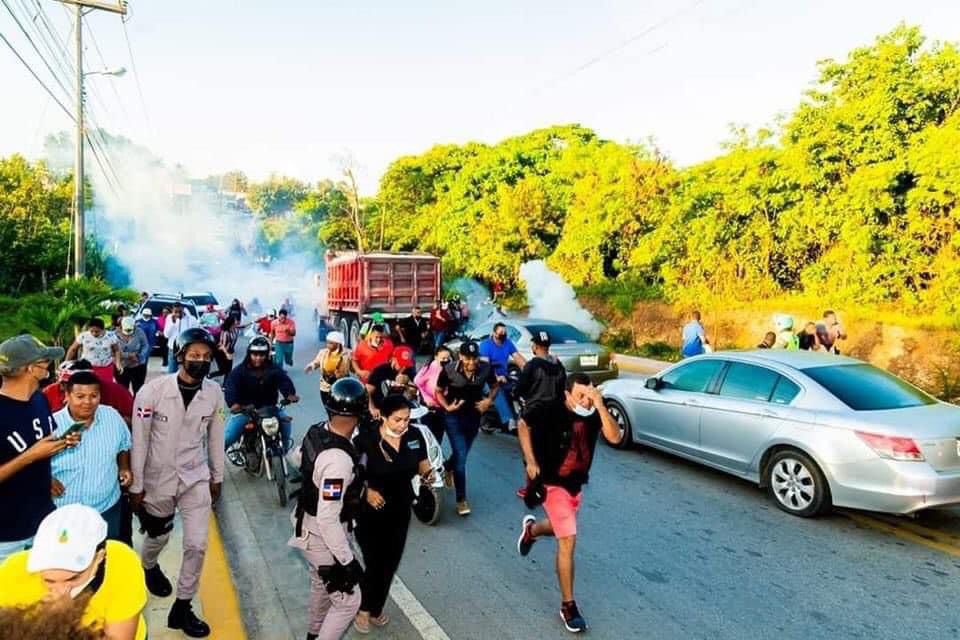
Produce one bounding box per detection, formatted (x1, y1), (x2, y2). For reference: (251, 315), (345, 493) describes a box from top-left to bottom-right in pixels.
(526, 324), (590, 344)
(803, 364), (936, 411)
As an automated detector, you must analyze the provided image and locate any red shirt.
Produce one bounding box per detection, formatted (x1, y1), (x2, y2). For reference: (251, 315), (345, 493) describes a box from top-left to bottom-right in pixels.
(271, 318), (296, 343)
(43, 380), (134, 423)
(430, 309), (450, 332)
(353, 338), (395, 381)
(257, 317), (272, 334)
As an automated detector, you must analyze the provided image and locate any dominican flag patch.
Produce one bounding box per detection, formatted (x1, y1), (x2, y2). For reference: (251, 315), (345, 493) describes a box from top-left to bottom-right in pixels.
(321, 478), (344, 501)
(136, 407), (153, 419)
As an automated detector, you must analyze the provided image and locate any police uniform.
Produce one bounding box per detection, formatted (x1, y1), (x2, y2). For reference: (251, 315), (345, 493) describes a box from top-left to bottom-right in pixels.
(288, 429), (361, 640)
(131, 372), (225, 600)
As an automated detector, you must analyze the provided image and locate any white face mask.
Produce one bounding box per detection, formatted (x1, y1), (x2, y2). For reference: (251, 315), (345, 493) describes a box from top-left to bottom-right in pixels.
(383, 425), (407, 438)
(572, 404), (596, 417)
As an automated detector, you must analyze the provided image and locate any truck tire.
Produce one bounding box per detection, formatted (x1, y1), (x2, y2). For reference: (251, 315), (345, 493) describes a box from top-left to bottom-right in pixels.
(337, 317), (350, 347)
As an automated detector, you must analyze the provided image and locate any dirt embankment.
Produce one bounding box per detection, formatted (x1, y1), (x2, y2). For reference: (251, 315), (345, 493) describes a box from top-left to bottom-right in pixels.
(581, 297), (960, 402)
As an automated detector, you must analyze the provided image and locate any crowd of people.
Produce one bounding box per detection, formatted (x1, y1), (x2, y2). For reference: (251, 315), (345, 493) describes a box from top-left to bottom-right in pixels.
(0, 292), (622, 639)
(680, 309), (848, 357)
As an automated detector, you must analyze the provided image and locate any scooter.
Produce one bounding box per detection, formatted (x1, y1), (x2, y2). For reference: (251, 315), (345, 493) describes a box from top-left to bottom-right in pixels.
(409, 403), (446, 526)
(226, 399), (294, 506)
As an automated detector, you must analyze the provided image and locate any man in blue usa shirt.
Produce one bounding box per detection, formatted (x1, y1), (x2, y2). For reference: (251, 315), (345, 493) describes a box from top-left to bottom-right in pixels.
(0, 335), (79, 563)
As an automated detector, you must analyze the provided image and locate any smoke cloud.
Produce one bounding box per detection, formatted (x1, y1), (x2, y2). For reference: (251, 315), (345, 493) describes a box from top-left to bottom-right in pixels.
(519, 260), (603, 339)
(65, 137), (323, 322)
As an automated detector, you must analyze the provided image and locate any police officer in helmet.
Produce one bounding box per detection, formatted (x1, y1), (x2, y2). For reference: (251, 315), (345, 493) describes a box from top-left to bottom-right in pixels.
(131, 328), (225, 637)
(288, 377), (367, 640)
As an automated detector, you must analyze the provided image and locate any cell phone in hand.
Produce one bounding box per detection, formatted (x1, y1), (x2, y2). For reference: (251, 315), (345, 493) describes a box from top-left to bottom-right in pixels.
(59, 422), (85, 440)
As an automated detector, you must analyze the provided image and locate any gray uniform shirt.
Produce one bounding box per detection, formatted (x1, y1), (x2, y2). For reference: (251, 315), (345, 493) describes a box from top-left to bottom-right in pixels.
(288, 446), (355, 566)
(131, 373), (226, 498)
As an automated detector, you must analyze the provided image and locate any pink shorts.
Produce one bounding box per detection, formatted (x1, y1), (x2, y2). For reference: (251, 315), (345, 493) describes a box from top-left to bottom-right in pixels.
(543, 485), (582, 539)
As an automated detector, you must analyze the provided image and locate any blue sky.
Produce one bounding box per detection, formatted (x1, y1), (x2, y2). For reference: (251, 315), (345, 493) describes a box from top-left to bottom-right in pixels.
(2, 0), (959, 193)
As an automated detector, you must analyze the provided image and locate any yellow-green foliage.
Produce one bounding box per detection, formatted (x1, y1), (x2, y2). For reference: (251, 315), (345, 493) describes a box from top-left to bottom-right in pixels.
(359, 25), (960, 319)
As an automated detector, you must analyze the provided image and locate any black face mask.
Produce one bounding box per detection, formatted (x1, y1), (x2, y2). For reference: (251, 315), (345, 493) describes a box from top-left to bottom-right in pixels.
(184, 360), (211, 379)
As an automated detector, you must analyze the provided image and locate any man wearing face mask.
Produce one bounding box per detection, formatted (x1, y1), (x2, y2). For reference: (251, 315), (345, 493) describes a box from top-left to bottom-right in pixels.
(515, 373), (622, 634)
(163, 303), (198, 374)
(479, 322), (526, 432)
(130, 328), (225, 638)
(0, 335), (78, 564)
(0, 504), (147, 640)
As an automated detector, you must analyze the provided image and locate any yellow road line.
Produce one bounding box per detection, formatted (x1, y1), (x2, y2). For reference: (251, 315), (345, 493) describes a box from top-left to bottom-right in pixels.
(199, 514), (248, 640)
(844, 512), (960, 558)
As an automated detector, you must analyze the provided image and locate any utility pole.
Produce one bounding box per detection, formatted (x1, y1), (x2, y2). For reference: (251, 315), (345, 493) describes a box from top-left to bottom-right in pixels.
(57, 0), (127, 278)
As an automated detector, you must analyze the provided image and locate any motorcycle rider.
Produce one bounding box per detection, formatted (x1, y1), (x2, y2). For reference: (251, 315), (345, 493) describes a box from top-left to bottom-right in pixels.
(479, 322), (526, 432)
(130, 328), (224, 638)
(223, 337), (299, 452)
(288, 377), (368, 640)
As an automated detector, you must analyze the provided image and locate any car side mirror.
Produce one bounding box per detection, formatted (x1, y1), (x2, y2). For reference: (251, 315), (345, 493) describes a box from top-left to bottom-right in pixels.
(645, 377), (661, 391)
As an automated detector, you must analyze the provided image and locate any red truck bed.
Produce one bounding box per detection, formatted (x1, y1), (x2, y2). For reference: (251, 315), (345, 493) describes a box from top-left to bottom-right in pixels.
(325, 250), (441, 319)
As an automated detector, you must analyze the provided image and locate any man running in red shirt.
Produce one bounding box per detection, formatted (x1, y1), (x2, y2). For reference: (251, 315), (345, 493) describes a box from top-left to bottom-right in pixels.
(352, 324), (394, 383)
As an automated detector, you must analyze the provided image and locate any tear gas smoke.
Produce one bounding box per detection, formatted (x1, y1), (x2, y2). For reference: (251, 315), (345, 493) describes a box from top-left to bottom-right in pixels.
(63, 137), (323, 321)
(519, 260), (603, 339)
(448, 277), (505, 330)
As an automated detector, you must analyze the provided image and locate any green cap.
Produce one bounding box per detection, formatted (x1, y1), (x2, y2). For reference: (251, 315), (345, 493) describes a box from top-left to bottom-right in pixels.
(0, 334), (65, 372)
(372, 312), (385, 322)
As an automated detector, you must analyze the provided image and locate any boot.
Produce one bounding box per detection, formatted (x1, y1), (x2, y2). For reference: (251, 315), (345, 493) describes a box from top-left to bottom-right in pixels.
(144, 564), (172, 598)
(167, 598), (210, 638)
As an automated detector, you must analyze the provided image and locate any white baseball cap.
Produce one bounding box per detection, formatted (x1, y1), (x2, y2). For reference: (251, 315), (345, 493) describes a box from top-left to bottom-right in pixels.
(141, 308), (153, 318)
(27, 504), (107, 573)
(326, 331), (345, 346)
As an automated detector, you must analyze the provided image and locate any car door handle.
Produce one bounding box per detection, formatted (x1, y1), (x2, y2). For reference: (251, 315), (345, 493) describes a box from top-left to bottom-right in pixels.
(684, 398), (700, 406)
(761, 409), (781, 418)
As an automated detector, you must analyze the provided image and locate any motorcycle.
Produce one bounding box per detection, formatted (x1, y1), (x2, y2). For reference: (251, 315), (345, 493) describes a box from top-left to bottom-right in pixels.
(480, 364), (523, 434)
(409, 403), (446, 526)
(227, 400), (294, 506)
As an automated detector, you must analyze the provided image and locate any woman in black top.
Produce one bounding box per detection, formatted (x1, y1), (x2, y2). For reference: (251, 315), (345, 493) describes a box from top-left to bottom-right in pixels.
(353, 395), (432, 634)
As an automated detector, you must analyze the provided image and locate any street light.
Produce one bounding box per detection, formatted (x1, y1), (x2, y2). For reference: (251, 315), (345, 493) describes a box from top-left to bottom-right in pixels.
(84, 66), (127, 78)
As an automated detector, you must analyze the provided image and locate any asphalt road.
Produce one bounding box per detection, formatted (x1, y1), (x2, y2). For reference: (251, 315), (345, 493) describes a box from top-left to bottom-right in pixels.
(217, 334), (960, 640)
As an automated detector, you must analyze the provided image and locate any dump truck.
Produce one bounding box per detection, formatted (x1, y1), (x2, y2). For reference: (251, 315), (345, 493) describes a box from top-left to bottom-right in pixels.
(320, 250), (442, 348)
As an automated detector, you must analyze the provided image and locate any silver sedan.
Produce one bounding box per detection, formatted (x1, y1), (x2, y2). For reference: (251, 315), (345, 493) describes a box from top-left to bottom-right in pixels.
(600, 350), (960, 517)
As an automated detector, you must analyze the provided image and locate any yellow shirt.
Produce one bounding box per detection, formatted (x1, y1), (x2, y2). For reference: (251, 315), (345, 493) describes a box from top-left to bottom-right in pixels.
(0, 540), (147, 640)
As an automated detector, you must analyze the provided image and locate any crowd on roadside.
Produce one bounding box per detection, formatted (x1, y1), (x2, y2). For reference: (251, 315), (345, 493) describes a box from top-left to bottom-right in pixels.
(680, 309), (848, 357)
(0, 290), (618, 639)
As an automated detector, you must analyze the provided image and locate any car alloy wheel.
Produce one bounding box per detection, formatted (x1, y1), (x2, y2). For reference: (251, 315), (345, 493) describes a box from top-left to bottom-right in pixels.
(601, 400), (631, 449)
(771, 457), (815, 512)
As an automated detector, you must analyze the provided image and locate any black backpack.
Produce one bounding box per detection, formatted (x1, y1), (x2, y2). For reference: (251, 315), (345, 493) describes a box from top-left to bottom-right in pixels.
(295, 422), (365, 536)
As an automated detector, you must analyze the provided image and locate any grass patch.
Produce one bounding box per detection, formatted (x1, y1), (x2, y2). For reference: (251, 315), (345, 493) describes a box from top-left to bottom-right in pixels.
(577, 279), (662, 316)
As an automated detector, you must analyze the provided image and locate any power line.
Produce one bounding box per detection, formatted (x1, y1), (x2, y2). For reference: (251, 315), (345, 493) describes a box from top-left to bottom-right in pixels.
(0, 28), (75, 122)
(536, 0), (708, 92)
(121, 15), (150, 128)
(2, 0), (74, 102)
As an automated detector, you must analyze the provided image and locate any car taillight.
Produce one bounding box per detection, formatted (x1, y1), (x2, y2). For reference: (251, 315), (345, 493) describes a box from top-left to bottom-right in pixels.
(855, 430), (925, 462)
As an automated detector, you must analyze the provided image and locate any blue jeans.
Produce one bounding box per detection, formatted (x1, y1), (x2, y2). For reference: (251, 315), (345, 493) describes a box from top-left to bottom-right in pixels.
(433, 331), (447, 352)
(0, 537), (32, 565)
(493, 384), (515, 426)
(225, 408), (291, 452)
(444, 410), (481, 502)
(274, 341), (294, 369)
(166, 354), (179, 373)
(101, 498), (122, 541)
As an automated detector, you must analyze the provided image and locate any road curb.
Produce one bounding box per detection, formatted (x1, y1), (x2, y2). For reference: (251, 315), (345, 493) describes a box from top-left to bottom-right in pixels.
(199, 513), (249, 639)
(612, 353), (669, 374)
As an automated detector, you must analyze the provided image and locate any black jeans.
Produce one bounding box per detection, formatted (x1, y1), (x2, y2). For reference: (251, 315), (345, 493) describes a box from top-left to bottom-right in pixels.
(355, 504), (411, 618)
(115, 364), (147, 394)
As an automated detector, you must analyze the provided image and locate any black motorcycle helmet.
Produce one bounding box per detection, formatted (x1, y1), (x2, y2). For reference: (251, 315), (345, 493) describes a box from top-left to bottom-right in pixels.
(176, 328), (217, 361)
(247, 336), (271, 354)
(326, 378), (368, 417)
